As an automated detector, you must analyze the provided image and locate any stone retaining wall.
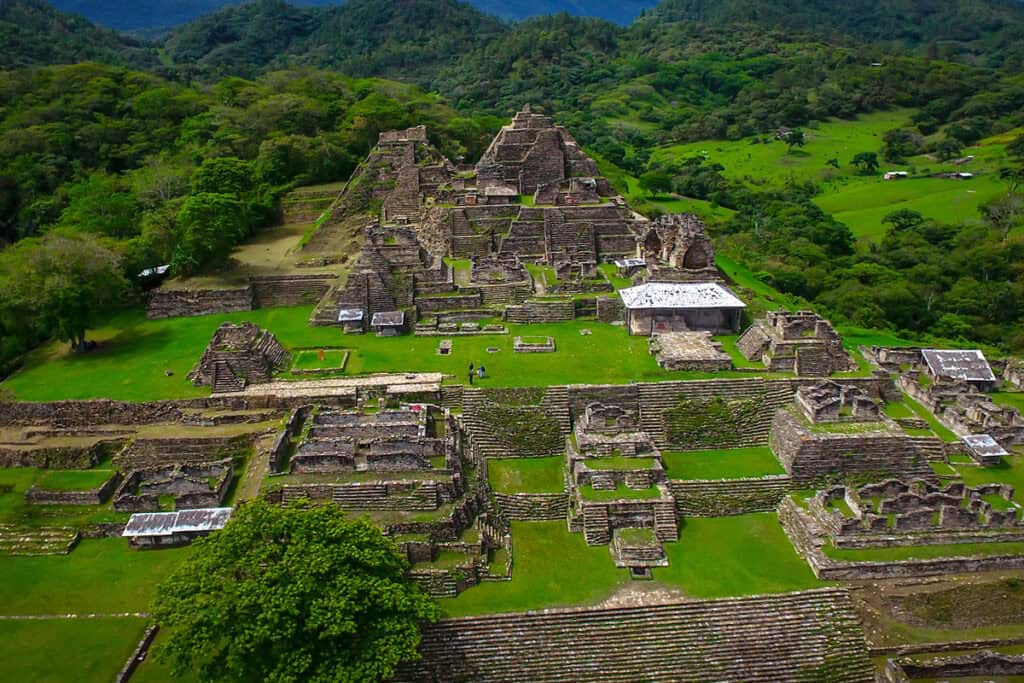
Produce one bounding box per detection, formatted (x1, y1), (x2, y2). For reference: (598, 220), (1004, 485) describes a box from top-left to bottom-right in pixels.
(147, 287), (254, 319)
(0, 438), (125, 469)
(780, 498), (1024, 580)
(493, 492), (568, 520)
(25, 472), (122, 506)
(668, 476), (792, 516)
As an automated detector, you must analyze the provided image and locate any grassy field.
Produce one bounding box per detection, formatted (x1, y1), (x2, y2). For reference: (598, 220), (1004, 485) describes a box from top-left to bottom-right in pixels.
(34, 469), (114, 491)
(291, 348), (347, 371)
(0, 468), (126, 528)
(130, 630), (200, 683)
(440, 521), (629, 616)
(954, 455), (1024, 503)
(579, 483), (662, 501)
(0, 617), (148, 683)
(646, 109), (1012, 241)
(652, 514), (822, 597)
(0, 538), (189, 615)
(1, 306), (790, 402)
(487, 457), (565, 494)
(993, 392), (1024, 413)
(660, 447), (785, 480)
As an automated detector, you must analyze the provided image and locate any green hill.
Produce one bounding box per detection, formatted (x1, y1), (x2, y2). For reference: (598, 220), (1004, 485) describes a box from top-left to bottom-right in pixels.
(0, 0), (160, 70)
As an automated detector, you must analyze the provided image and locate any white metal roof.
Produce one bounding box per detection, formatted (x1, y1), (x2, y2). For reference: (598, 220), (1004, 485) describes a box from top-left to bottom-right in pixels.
(619, 282), (746, 310)
(921, 349), (996, 383)
(962, 434), (1009, 458)
(372, 311), (405, 326)
(337, 309), (364, 322)
(123, 508), (233, 538)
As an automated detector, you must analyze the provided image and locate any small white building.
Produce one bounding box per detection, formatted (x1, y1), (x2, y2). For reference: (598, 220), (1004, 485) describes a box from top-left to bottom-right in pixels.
(618, 282), (745, 336)
(123, 508), (233, 547)
(921, 349), (997, 391)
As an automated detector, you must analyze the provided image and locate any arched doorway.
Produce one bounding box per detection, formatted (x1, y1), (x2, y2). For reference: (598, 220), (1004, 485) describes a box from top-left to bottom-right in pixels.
(643, 230), (662, 260)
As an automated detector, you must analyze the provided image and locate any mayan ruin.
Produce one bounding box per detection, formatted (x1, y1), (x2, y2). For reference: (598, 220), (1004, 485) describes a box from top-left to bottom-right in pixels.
(2, 96), (1024, 682)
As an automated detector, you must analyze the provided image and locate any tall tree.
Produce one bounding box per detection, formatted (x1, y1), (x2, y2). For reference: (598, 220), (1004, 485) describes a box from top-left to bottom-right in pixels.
(152, 500), (439, 683)
(0, 233), (128, 351)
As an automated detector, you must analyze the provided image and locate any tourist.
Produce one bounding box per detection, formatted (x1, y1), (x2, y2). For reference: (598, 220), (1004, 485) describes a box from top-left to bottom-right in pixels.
(468, 369), (474, 385)
(478, 365), (486, 379)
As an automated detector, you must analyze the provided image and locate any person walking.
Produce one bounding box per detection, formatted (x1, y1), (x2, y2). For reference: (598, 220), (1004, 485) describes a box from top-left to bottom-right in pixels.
(468, 362), (474, 385)
(478, 364), (486, 379)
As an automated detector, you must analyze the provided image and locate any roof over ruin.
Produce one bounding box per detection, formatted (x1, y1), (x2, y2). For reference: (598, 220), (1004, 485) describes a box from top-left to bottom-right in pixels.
(337, 309), (364, 322)
(921, 349), (996, 382)
(962, 434), (1009, 458)
(619, 282), (745, 310)
(371, 311), (405, 326)
(123, 508), (233, 538)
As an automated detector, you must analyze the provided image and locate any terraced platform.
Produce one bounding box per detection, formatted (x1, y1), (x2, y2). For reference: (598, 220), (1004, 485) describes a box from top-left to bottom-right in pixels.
(394, 588), (873, 682)
(0, 525), (79, 555)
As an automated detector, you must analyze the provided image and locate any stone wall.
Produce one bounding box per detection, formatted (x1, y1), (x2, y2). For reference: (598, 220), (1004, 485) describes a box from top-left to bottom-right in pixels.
(668, 476), (792, 516)
(116, 434), (256, 470)
(147, 287), (253, 319)
(493, 492), (568, 520)
(250, 275), (335, 308)
(463, 387), (571, 458)
(504, 299), (575, 324)
(25, 472), (122, 506)
(0, 397), (261, 428)
(393, 588), (874, 683)
(770, 408), (934, 485)
(0, 438), (125, 469)
(595, 296), (624, 323)
(780, 498), (1024, 580)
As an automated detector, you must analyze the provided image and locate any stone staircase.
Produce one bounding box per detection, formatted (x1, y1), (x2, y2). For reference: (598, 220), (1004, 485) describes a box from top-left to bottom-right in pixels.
(504, 299), (575, 324)
(909, 435), (947, 462)
(0, 525), (79, 555)
(795, 346), (831, 377)
(463, 387), (570, 458)
(393, 588), (874, 683)
(637, 379), (794, 449)
(211, 361), (246, 394)
(583, 505), (610, 545)
(652, 500), (679, 541)
(440, 385), (464, 410)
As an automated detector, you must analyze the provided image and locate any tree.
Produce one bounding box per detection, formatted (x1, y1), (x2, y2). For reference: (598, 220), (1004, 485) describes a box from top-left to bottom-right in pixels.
(152, 500), (439, 683)
(0, 234), (128, 351)
(784, 129), (805, 153)
(882, 209), (926, 233)
(850, 152), (879, 174)
(638, 170), (672, 197)
(934, 138), (963, 162)
(1008, 134), (1024, 164)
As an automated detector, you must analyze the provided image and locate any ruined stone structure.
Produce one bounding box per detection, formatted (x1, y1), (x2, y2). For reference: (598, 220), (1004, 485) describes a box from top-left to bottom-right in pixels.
(649, 331), (732, 371)
(737, 311), (854, 376)
(637, 213), (720, 283)
(113, 459), (233, 512)
(189, 322), (289, 393)
(883, 650), (1024, 682)
(771, 383), (934, 484)
(394, 588), (874, 682)
(900, 373), (1024, 449)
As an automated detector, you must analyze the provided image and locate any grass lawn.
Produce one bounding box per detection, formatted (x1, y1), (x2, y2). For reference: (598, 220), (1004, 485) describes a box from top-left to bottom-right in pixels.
(0, 469), (127, 528)
(487, 456), (564, 494)
(2, 307), (779, 402)
(439, 521), (628, 616)
(661, 447), (784, 480)
(0, 617), (148, 683)
(652, 514), (823, 597)
(0, 538), (190, 615)
(825, 540), (1024, 562)
(291, 349), (347, 371)
(993, 392), (1024, 413)
(954, 455), (1024, 503)
(585, 456), (657, 471)
(900, 393), (960, 442)
(34, 469), (114, 491)
(130, 630), (200, 683)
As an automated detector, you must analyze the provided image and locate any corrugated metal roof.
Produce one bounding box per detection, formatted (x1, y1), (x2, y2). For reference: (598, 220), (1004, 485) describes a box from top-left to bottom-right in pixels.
(337, 309), (364, 322)
(123, 508), (233, 538)
(619, 282), (745, 310)
(372, 311), (405, 326)
(962, 434), (1009, 458)
(922, 349), (996, 382)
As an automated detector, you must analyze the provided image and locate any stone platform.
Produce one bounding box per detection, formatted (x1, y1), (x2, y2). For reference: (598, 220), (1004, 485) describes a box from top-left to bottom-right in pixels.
(649, 331), (732, 371)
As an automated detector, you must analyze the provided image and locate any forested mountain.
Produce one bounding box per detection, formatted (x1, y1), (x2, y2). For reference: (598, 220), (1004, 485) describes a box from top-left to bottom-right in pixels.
(646, 0), (1024, 68)
(0, 0), (159, 70)
(48, 0), (659, 34)
(162, 0), (506, 80)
